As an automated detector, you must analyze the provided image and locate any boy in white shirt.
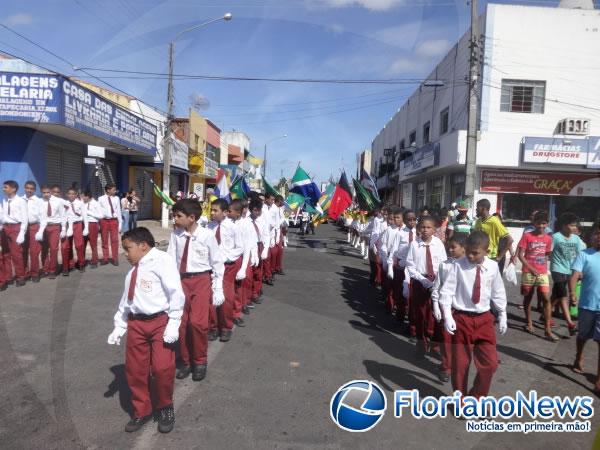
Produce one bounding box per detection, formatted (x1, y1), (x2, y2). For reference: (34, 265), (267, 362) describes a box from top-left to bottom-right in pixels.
(82, 191), (103, 268)
(439, 231), (508, 398)
(2, 180), (28, 286)
(248, 197), (269, 304)
(228, 199), (252, 320)
(107, 227), (185, 433)
(98, 183), (122, 266)
(168, 199), (224, 381)
(23, 181), (43, 282)
(61, 188), (88, 275)
(39, 185), (67, 279)
(380, 206), (403, 314)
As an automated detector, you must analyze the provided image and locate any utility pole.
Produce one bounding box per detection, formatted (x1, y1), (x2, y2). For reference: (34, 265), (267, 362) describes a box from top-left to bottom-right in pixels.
(162, 41), (174, 229)
(464, 0), (480, 210)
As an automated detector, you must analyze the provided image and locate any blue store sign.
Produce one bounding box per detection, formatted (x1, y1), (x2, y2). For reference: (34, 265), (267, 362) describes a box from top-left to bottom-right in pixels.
(0, 72), (156, 156)
(402, 142), (439, 175)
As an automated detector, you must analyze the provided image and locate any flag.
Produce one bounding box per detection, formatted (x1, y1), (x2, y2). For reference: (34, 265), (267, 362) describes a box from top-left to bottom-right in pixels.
(328, 172), (353, 220)
(230, 175), (251, 200)
(304, 203), (319, 215)
(360, 169), (380, 201)
(150, 179), (174, 206)
(215, 169), (231, 201)
(353, 178), (381, 212)
(285, 192), (306, 210)
(262, 175), (279, 196)
(290, 165), (321, 206)
(317, 182), (336, 212)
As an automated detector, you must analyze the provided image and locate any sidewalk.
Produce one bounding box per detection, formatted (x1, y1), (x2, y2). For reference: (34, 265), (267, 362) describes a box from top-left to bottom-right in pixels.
(137, 219), (171, 250)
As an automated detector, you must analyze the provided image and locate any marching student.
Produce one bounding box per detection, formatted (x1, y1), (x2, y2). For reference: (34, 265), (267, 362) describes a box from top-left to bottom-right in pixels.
(239, 199), (259, 311)
(381, 207), (404, 314)
(273, 195), (286, 275)
(2, 180), (28, 287)
(366, 208), (383, 285)
(262, 193), (276, 286)
(228, 199), (253, 319)
(431, 233), (467, 382)
(168, 199), (224, 381)
(406, 215), (447, 357)
(98, 183), (122, 266)
(207, 198), (246, 339)
(39, 185), (67, 279)
(22, 181), (43, 282)
(61, 188), (87, 275)
(439, 231), (508, 398)
(82, 191), (103, 268)
(107, 227), (184, 433)
(249, 198), (270, 305)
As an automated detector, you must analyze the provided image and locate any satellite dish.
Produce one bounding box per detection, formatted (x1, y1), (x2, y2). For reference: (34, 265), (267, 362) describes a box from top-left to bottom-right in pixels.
(189, 93), (210, 111)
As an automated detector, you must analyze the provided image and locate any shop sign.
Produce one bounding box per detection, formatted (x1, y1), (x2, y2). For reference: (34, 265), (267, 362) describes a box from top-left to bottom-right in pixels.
(170, 136), (189, 171)
(588, 137), (600, 169)
(192, 182), (204, 201)
(205, 157), (218, 178)
(522, 137), (588, 165)
(481, 169), (600, 196)
(402, 142), (439, 175)
(0, 73), (61, 123)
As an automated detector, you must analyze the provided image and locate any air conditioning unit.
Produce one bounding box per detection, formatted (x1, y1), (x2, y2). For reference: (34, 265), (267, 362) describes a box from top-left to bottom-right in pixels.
(557, 118), (590, 135)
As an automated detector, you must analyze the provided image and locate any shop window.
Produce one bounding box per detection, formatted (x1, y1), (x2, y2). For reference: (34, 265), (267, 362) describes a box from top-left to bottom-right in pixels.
(449, 173), (465, 204)
(423, 121), (431, 144)
(501, 193), (550, 223)
(428, 176), (443, 209)
(555, 196), (600, 227)
(500, 79), (545, 113)
(415, 181), (426, 210)
(440, 107), (449, 135)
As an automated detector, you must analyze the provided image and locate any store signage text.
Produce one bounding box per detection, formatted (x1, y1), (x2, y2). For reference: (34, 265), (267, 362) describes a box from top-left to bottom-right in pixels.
(481, 169), (600, 196)
(522, 136), (600, 168)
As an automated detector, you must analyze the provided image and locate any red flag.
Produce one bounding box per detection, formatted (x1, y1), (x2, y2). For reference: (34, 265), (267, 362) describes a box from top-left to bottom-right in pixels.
(328, 172), (353, 220)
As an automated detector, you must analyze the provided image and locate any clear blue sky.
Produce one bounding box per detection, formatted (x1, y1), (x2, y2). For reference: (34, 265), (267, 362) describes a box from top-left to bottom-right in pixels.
(0, 0), (555, 184)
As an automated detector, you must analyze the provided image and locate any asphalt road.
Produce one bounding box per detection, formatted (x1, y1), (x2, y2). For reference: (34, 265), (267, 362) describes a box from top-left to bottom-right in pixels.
(1, 223), (599, 449)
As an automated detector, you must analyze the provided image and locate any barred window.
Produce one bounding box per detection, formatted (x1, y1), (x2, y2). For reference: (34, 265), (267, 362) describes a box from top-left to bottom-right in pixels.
(500, 79), (545, 113)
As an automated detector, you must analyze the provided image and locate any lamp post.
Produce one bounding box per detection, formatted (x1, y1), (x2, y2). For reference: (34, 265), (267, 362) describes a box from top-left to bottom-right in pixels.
(262, 134), (287, 190)
(161, 13), (232, 228)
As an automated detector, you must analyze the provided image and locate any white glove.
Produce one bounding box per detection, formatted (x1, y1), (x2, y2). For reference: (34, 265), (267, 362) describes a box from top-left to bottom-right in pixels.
(162, 319), (180, 344)
(261, 247), (269, 260)
(16, 232), (25, 245)
(387, 265), (394, 280)
(432, 301), (442, 322)
(35, 230), (44, 241)
(441, 304), (456, 335)
(498, 311), (508, 335)
(250, 248), (259, 266)
(402, 280), (410, 300)
(83, 228), (89, 237)
(372, 246), (378, 256)
(107, 326), (127, 345)
(236, 268), (246, 281)
(60, 230), (66, 239)
(212, 288), (225, 306)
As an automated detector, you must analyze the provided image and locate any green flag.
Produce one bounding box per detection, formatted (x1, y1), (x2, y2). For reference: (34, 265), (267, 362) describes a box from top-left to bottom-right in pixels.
(285, 192), (305, 209)
(353, 178), (380, 212)
(263, 176), (279, 196)
(151, 179), (174, 206)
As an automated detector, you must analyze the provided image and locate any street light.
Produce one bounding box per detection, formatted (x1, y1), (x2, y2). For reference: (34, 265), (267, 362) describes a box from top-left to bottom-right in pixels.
(162, 13), (232, 228)
(262, 134), (287, 189)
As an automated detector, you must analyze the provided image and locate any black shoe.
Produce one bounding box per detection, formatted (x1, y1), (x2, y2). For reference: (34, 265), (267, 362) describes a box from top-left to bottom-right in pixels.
(207, 329), (219, 341)
(7, 278), (15, 286)
(111, 260), (119, 267)
(125, 415), (152, 432)
(90, 263), (98, 269)
(265, 278), (273, 286)
(31, 276), (40, 283)
(62, 270), (69, 277)
(78, 265), (85, 272)
(100, 260), (109, 266)
(220, 330), (233, 342)
(192, 364), (207, 382)
(47, 273), (56, 280)
(242, 305), (251, 315)
(277, 270), (286, 275)
(16, 279), (26, 287)
(176, 365), (191, 380)
(157, 406), (175, 433)
(252, 296), (263, 305)
(438, 370), (450, 383)
(233, 317), (245, 327)
(0, 284), (6, 291)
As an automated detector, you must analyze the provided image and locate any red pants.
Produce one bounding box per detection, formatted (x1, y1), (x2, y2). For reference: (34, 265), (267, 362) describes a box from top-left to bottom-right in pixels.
(269, 244), (279, 274)
(100, 218), (119, 263)
(392, 265), (406, 321)
(251, 243), (264, 299)
(435, 321), (452, 373)
(179, 273), (211, 366)
(275, 229), (285, 271)
(451, 311), (498, 398)
(368, 250), (382, 285)
(407, 281), (416, 337)
(382, 274), (394, 313)
(84, 222), (99, 265)
(221, 258), (241, 329)
(2, 223), (26, 281)
(263, 247), (272, 281)
(61, 222), (85, 271)
(242, 264), (253, 306)
(411, 279), (434, 353)
(126, 313), (175, 418)
(24, 223), (41, 278)
(42, 224), (61, 274)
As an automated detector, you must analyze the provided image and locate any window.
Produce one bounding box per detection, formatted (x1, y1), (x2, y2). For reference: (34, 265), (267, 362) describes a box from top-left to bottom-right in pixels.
(423, 121), (430, 144)
(415, 182), (426, 210)
(501, 194), (550, 222)
(409, 130), (417, 147)
(194, 134), (200, 150)
(428, 177), (443, 209)
(448, 173), (465, 205)
(399, 139), (405, 150)
(500, 79), (546, 113)
(440, 107), (449, 135)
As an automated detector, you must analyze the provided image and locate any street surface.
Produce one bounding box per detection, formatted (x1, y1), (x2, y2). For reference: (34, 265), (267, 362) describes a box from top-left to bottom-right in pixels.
(1, 223), (599, 449)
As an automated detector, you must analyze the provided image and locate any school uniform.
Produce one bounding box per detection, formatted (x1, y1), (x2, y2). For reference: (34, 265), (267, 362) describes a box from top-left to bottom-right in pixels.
(23, 194), (43, 280)
(406, 236), (447, 354)
(372, 220), (388, 287)
(438, 256), (507, 397)
(62, 198), (87, 272)
(380, 224), (400, 313)
(98, 194), (122, 264)
(1, 195), (28, 283)
(240, 216), (258, 307)
(39, 196), (67, 276)
(111, 247), (185, 419)
(0, 209), (6, 288)
(267, 204), (280, 278)
(167, 225), (224, 368)
(388, 225), (416, 323)
(83, 198), (103, 266)
(261, 204), (275, 283)
(431, 258), (457, 377)
(251, 214), (270, 301)
(273, 205), (286, 273)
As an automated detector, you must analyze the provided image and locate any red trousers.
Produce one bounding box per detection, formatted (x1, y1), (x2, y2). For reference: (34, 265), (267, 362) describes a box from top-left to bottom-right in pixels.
(42, 224), (61, 274)
(435, 320), (452, 373)
(451, 311), (498, 398)
(269, 244), (280, 274)
(263, 247), (272, 281)
(179, 273), (212, 366)
(126, 313), (175, 418)
(392, 265), (406, 321)
(242, 264), (253, 306)
(274, 229), (285, 271)
(221, 258), (241, 329)
(2, 223), (26, 281)
(84, 222), (99, 265)
(382, 273), (394, 313)
(61, 222), (85, 271)
(368, 250), (382, 285)
(411, 279), (434, 353)
(24, 223), (41, 278)
(100, 218), (119, 263)
(251, 243), (264, 299)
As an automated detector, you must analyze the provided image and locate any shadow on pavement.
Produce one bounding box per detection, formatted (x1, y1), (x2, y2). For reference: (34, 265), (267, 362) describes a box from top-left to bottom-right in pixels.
(104, 364), (132, 416)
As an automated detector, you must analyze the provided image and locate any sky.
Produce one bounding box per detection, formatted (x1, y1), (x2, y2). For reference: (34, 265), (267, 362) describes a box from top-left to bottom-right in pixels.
(0, 0), (562, 185)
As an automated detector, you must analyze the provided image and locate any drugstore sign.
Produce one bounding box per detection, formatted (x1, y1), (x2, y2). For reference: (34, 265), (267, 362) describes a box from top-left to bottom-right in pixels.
(481, 169), (600, 196)
(522, 136), (600, 168)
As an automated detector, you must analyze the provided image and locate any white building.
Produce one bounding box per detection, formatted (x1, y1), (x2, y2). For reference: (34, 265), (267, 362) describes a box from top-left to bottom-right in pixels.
(220, 130), (250, 176)
(371, 2), (600, 228)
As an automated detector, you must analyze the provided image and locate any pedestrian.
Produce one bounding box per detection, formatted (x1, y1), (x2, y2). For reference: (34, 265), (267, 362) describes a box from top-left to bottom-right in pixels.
(447, 204), (472, 240)
(473, 198), (515, 273)
(517, 210), (556, 341)
(434, 209), (449, 244)
(570, 222), (600, 395)
(228, 199), (253, 320)
(366, 207), (383, 286)
(98, 183), (122, 266)
(22, 181), (43, 283)
(380, 206), (403, 314)
(39, 185), (67, 279)
(262, 193), (276, 286)
(432, 233), (467, 382)
(107, 227), (184, 433)
(406, 215), (447, 357)
(439, 231), (507, 398)
(551, 212), (585, 337)
(168, 199), (224, 381)
(61, 188), (87, 275)
(2, 180), (28, 287)
(121, 193), (130, 233)
(128, 189), (140, 230)
(82, 191), (103, 268)
(248, 197), (269, 306)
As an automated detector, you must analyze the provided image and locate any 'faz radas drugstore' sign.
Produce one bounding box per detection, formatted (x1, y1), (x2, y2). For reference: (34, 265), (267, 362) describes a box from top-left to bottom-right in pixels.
(0, 72), (156, 155)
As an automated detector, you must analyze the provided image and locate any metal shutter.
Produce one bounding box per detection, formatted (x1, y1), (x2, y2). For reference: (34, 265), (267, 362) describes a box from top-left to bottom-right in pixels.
(61, 149), (83, 192)
(133, 168), (153, 219)
(45, 146), (61, 188)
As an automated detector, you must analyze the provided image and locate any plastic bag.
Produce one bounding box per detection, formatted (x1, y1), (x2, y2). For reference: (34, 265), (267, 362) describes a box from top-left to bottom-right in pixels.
(503, 263), (518, 286)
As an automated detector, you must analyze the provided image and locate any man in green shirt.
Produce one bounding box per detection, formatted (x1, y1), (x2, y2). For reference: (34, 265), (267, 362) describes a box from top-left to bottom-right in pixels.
(473, 198), (515, 273)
